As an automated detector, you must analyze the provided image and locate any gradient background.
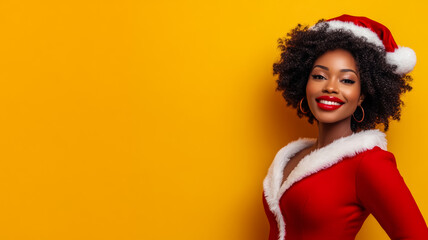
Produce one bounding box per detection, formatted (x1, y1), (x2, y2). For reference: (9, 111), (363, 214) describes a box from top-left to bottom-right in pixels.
(0, 0), (426, 239)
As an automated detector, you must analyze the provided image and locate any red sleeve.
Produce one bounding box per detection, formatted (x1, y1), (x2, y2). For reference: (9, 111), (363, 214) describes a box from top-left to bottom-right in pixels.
(262, 192), (279, 240)
(356, 149), (428, 239)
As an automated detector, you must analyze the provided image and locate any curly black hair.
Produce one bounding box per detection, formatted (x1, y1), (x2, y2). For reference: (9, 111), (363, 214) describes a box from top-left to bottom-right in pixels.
(273, 20), (412, 132)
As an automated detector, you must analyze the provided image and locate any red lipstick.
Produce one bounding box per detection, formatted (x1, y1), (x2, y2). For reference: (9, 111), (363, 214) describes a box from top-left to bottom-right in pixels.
(316, 96), (344, 111)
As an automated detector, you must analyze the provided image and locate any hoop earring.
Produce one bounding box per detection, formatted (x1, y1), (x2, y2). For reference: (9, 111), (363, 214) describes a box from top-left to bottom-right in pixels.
(299, 98), (309, 114)
(353, 105), (365, 123)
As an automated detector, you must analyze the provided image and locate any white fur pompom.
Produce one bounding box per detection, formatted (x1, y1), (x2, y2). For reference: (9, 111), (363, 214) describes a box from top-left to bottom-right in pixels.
(386, 47), (417, 75)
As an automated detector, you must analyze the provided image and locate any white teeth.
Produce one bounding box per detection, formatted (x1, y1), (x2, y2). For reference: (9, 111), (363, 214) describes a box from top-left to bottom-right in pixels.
(319, 100), (341, 105)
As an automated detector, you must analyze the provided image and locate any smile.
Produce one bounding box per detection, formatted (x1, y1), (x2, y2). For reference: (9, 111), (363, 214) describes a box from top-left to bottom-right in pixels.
(316, 96), (344, 111)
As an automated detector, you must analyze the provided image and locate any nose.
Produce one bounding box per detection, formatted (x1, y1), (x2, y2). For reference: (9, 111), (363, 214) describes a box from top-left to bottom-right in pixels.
(322, 78), (338, 94)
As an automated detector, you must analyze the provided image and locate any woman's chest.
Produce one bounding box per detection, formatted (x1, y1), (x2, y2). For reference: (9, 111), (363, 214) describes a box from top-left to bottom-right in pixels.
(279, 157), (366, 225)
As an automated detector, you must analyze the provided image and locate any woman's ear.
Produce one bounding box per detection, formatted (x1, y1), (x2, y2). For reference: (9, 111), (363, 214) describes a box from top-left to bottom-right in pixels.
(358, 94), (365, 105)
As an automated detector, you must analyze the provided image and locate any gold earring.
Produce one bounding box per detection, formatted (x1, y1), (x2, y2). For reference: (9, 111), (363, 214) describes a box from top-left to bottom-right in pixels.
(353, 105), (364, 123)
(299, 98), (309, 114)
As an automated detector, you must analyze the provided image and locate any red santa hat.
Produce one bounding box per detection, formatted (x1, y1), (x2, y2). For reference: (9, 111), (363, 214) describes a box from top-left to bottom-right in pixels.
(310, 14), (416, 75)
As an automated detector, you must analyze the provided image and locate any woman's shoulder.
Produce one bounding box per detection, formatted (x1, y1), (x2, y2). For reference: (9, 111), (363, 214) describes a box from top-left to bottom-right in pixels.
(356, 146), (398, 177)
(358, 146), (396, 163)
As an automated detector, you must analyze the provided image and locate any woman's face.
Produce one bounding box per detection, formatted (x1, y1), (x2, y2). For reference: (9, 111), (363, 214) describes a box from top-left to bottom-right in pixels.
(306, 49), (364, 124)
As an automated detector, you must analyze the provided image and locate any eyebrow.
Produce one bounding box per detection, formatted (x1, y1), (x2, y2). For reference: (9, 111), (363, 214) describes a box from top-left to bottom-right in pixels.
(312, 65), (358, 76)
(313, 65), (329, 71)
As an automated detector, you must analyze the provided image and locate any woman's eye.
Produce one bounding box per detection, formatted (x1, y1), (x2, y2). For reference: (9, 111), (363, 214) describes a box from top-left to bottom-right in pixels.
(341, 79), (355, 84)
(311, 74), (325, 80)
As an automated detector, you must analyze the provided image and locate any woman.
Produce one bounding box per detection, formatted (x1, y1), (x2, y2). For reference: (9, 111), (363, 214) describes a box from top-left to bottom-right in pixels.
(262, 15), (428, 240)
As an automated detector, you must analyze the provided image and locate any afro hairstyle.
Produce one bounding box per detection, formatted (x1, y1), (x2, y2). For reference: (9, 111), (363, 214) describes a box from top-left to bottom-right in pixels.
(273, 20), (413, 132)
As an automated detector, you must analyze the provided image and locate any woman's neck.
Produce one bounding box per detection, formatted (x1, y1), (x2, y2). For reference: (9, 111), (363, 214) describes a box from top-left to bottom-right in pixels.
(315, 117), (353, 149)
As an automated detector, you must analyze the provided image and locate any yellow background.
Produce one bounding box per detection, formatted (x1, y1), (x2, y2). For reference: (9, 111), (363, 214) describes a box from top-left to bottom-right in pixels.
(0, 0), (426, 239)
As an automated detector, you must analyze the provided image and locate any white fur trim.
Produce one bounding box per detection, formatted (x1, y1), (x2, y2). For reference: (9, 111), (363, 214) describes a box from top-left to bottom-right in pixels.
(311, 21), (384, 49)
(263, 129), (387, 240)
(386, 47), (417, 75)
(263, 139), (315, 240)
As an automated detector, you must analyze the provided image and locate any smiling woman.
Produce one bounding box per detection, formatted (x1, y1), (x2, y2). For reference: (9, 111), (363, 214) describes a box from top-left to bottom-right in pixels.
(273, 16), (413, 133)
(263, 15), (428, 240)
(306, 49), (363, 126)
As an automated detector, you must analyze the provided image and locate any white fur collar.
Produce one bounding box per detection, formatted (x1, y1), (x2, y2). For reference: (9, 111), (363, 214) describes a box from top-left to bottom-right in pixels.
(263, 129), (387, 240)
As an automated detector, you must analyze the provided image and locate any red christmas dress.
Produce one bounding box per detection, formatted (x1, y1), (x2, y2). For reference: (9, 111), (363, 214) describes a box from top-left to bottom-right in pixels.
(263, 130), (428, 240)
